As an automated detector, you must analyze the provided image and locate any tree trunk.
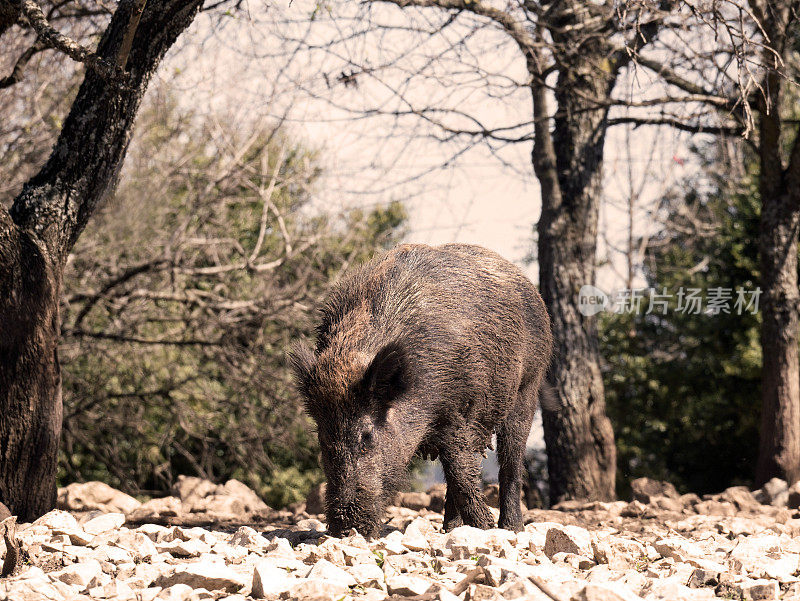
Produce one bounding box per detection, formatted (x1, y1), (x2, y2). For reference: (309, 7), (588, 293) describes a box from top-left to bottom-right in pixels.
(756, 193), (800, 486)
(0, 0), (203, 519)
(531, 15), (617, 502)
(754, 62), (800, 486)
(0, 211), (62, 521)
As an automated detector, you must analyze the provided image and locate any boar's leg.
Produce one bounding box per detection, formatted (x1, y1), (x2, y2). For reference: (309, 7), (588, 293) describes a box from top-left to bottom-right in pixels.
(443, 475), (464, 530)
(496, 381), (538, 531)
(440, 432), (494, 531)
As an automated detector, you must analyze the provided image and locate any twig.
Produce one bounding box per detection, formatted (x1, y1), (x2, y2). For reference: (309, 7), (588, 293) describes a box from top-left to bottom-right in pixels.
(19, 0), (124, 80)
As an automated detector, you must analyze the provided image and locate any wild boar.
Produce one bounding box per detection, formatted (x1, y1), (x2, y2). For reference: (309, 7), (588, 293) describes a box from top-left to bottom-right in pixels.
(291, 243), (552, 537)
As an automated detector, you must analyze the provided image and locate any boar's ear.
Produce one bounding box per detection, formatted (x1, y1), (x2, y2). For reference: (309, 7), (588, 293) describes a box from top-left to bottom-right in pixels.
(364, 341), (407, 402)
(288, 341), (316, 396)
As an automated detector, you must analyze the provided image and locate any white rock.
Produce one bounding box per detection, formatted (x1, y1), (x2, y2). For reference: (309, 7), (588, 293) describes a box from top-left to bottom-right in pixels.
(544, 526), (593, 559)
(251, 560), (293, 597)
(157, 538), (211, 558)
(58, 481), (141, 514)
(155, 563), (246, 593)
(50, 558), (103, 587)
(572, 583), (644, 601)
(156, 584), (194, 600)
(305, 558), (357, 587)
(95, 545), (133, 564)
(33, 509), (79, 532)
(285, 578), (349, 598)
(644, 578), (715, 600)
(83, 512), (126, 535)
(652, 538), (704, 562)
(124, 563), (162, 588)
(445, 525), (491, 559)
(115, 531), (159, 561)
(87, 580), (136, 600)
(228, 526), (267, 549)
(374, 529), (407, 555)
(221, 479), (270, 512)
(134, 523), (168, 540)
(348, 562), (385, 588)
(402, 517), (434, 551)
(386, 574), (434, 596)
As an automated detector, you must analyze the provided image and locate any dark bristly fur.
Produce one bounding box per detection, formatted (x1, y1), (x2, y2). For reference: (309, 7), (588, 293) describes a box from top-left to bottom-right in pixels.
(291, 243), (553, 537)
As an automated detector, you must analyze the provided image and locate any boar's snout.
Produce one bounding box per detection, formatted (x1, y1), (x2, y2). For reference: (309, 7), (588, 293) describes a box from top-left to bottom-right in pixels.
(326, 492), (383, 538)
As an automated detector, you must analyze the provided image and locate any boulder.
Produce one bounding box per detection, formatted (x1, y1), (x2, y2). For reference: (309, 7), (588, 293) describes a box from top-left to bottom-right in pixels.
(57, 482), (141, 514)
(220, 479), (269, 512)
(172, 476), (218, 506)
(188, 495), (245, 517)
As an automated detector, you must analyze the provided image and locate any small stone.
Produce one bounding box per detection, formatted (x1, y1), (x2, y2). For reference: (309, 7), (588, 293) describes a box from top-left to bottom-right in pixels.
(115, 531), (159, 561)
(295, 518), (325, 531)
(189, 494), (245, 516)
(157, 538), (211, 558)
(157, 584), (194, 600)
(306, 558), (357, 587)
(33, 509), (79, 532)
(652, 538), (703, 562)
(155, 563), (245, 593)
(686, 568), (719, 588)
(252, 560), (293, 597)
(348, 563), (385, 588)
(283, 578), (349, 598)
(88, 580), (136, 600)
(571, 583), (643, 601)
(51, 558), (103, 587)
(83, 512), (126, 535)
(402, 517), (433, 551)
(544, 526), (592, 559)
(228, 526), (266, 549)
(466, 583), (504, 601)
(386, 574), (433, 596)
(757, 478), (789, 507)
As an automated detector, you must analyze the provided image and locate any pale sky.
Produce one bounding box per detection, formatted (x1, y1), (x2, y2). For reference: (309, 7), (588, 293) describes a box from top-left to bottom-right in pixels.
(158, 2), (696, 289)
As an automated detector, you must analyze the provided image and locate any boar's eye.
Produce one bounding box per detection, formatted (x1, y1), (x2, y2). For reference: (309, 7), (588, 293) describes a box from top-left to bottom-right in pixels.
(359, 429), (374, 453)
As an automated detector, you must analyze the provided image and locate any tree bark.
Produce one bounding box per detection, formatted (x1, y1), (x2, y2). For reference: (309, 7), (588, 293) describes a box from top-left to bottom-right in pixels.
(0, 0), (204, 520)
(0, 210), (62, 521)
(532, 8), (618, 502)
(754, 46), (800, 485)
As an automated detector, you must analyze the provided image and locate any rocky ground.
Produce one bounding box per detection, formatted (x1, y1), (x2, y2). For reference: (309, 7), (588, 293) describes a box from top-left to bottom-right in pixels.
(3, 476), (800, 600)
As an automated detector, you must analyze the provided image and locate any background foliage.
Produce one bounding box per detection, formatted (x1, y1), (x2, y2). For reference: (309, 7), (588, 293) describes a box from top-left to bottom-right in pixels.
(601, 142), (763, 497)
(58, 89), (407, 508)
